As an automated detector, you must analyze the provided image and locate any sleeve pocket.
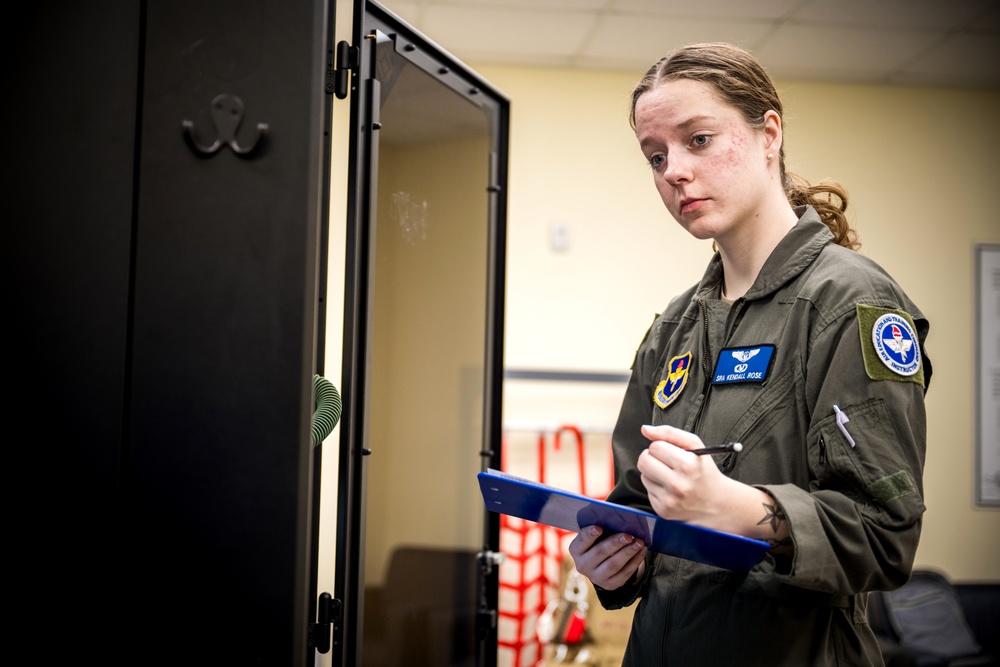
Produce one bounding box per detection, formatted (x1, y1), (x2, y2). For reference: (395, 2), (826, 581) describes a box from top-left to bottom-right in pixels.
(808, 398), (925, 525)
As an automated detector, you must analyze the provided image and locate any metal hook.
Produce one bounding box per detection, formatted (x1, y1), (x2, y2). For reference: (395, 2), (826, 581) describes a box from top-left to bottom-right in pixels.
(182, 94), (268, 158)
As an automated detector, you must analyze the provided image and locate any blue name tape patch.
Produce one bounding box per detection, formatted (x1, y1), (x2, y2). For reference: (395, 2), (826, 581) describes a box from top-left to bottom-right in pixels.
(712, 345), (776, 384)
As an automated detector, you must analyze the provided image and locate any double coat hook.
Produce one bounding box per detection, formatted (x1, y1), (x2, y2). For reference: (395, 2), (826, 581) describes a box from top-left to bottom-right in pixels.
(182, 93), (268, 158)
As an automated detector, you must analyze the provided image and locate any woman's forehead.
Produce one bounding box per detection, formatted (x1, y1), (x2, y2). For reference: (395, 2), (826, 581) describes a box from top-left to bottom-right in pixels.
(634, 80), (737, 129)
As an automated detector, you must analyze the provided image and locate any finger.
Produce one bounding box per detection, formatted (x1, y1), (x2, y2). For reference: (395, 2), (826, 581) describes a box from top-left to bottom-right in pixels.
(641, 423), (705, 452)
(580, 530), (643, 565)
(568, 525), (603, 560)
(637, 451), (668, 490)
(570, 529), (642, 586)
(638, 445), (692, 483)
(614, 546), (648, 588)
(590, 535), (647, 588)
(638, 451), (692, 504)
(639, 470), (668, 497)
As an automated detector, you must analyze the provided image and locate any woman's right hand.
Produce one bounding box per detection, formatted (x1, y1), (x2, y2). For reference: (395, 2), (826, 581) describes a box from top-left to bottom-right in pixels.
(567, 525), (647, 590)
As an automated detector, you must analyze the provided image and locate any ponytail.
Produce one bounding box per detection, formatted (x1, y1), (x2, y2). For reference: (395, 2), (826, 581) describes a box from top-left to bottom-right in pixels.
(784, 172), (860, 250)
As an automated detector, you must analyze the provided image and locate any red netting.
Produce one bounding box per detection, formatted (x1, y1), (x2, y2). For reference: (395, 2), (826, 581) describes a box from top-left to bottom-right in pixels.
(496, 426), (614, 667)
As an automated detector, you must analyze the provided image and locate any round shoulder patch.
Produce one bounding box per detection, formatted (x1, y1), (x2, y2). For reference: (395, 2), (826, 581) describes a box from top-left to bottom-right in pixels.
(871, 312), (921, 376)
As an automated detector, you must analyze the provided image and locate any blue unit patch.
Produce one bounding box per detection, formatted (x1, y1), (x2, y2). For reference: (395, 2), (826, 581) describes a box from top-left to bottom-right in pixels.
(654, 352), (692, 409)
(712, 345), (776, 384)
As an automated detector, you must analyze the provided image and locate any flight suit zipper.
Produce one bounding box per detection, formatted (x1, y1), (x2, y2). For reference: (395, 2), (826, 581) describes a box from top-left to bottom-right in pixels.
(694, 296), (746, 473)
(699, 298), (712, 379)
(690, 299), (713, 441)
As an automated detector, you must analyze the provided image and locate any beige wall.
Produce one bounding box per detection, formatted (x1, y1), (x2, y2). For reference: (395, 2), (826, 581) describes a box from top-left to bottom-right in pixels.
(474, 63), (1000, 582)
(364, 135), (491, 584)
(317, 64), (1000, 653)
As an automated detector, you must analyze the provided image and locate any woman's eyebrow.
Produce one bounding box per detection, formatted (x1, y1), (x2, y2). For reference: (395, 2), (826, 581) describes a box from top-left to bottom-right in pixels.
(676, 114), (715, 130)
(638, 114), (717, 149)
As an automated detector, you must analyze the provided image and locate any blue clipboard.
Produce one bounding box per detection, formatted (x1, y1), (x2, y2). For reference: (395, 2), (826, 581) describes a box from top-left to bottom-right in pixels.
(478, 468), (769, 572)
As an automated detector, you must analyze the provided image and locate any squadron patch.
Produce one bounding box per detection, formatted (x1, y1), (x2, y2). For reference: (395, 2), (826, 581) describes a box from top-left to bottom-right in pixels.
(857, 305), (924, 386)
(711, 345), (775, 384)
(654, 352), (692, 409)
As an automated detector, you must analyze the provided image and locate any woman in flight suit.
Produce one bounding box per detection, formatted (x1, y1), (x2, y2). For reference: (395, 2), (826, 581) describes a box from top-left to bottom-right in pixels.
(568, 42), (931, 666)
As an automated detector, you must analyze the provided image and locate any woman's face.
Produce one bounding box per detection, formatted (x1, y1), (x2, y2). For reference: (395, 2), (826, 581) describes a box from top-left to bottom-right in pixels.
(634, 78), (775, 244)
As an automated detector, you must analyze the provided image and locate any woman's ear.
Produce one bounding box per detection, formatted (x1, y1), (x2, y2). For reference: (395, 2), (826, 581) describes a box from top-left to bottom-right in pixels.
(762, 109), (782, 154)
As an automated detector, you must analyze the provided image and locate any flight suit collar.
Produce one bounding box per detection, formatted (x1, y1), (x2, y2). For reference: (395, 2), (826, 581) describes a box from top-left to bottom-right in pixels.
(693, 206), (832, 303)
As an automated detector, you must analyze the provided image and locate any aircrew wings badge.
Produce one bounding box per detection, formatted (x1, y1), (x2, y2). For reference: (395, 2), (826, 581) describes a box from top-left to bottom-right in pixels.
(654, 352), (692, 409)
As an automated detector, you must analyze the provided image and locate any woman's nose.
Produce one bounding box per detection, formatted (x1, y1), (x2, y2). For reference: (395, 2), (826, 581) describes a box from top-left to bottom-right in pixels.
(662, 154), (692, 186)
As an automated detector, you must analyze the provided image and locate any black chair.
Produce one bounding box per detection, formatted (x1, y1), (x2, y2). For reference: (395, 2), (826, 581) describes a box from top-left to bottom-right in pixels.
(869, 570), (999, 667)
(362, 546), (480, 667)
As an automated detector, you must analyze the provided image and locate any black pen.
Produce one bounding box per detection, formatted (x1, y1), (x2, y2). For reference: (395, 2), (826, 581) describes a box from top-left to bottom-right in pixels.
(693, 442), (743, 455)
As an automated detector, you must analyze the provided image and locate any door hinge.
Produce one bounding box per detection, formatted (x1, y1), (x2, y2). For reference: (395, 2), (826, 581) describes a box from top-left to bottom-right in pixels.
(477, 549), (506, 576)
(475, 550), (505, 640)
(327, 41), (359, 99)
(476, 607), (497, 640)
(308, 592), (342, 654)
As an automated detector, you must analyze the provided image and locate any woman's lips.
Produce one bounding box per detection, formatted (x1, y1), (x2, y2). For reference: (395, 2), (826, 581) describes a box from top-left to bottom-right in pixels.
(680, 198), (706, 215)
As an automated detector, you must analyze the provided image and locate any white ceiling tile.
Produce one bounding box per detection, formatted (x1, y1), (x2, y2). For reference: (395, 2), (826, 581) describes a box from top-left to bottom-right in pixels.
(964, 6), (1000, 32)
(419, 5), (599, 60)
(892, 32), (1000, 87)
(754, 24), (941, 81)
(382, 1), (1000, 88)
(381, 2), (423, 24)
(580, 14), (775, 70)
(441, 0), (609, 8)
(790, 0), (994, 29)
(608, 0), (800, 20)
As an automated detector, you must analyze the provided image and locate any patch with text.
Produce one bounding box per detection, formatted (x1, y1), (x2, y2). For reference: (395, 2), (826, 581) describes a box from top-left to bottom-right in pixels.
(711, 345), (776, 384)
(857, 305), (924, 386)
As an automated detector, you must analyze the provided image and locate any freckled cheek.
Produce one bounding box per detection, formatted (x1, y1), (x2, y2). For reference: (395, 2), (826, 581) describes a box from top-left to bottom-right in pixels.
(717, 129), (752, 173)
(710, 148), (743, 174)
(691, 154), (738, 194)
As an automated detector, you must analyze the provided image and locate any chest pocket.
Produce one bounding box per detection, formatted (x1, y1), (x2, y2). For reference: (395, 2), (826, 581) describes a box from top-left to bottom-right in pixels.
(712, 361), (809, 484)
(723, 361), (802, 445)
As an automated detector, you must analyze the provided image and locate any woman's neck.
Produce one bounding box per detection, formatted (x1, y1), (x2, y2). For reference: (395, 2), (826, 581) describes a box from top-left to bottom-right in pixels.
(717, 202), (799, 300)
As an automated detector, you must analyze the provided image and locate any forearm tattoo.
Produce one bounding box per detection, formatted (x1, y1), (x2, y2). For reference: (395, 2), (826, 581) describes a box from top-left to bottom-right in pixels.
(757, 500), (786, 532)
(758, 500), (793, 553)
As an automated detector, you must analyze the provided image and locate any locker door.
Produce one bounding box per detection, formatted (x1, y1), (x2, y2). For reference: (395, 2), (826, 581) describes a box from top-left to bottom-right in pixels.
(126, 1), (334, 663)
(334, 2), (510, 665)
(8, 1), (337, 663)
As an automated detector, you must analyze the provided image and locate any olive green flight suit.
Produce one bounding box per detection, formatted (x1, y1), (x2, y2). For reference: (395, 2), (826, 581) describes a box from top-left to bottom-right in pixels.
(596, 207), (931, 666)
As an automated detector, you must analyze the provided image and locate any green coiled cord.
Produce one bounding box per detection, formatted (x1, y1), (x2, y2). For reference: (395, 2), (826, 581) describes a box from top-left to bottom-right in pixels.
(312, 375), (342, 447)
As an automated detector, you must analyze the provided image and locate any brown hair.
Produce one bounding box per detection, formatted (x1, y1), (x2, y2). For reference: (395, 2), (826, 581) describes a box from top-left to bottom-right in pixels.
(629, 42), (860, 250)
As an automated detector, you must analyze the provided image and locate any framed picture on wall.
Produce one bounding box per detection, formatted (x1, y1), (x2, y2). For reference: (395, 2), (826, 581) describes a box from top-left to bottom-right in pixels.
(976, 243), (1000, 507)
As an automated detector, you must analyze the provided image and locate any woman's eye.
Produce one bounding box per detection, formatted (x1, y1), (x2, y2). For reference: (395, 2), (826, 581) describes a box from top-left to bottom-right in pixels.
(692, 134), (711, 148)
(649, 154), (666, 168)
